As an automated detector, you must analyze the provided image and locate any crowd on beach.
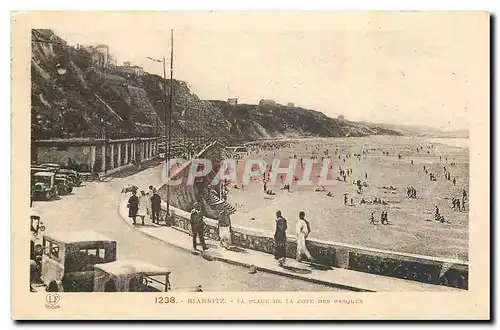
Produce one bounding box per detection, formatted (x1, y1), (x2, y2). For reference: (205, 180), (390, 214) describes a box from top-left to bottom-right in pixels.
(243, 139), (468, 230)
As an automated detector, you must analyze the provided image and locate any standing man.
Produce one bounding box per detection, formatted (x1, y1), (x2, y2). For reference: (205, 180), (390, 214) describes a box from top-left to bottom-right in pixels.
(435, 205), (441, 220)
(274, 210), (287, 267)
(190, 202), (208, 251)
(369, 212), (376, 225)
(296, 211), (313, 263)
(150, 188), (162, 225)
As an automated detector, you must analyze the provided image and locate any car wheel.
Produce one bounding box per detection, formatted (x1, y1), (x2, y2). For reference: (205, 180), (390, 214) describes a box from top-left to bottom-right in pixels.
(46, 280), (63, 292)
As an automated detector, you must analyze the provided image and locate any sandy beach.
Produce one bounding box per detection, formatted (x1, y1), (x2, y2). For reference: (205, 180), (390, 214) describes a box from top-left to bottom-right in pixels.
(227, 135), (469, 261)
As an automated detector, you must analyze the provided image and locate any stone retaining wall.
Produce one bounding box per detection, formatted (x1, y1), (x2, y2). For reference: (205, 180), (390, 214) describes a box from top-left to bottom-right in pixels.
(159, 203), (468, 290)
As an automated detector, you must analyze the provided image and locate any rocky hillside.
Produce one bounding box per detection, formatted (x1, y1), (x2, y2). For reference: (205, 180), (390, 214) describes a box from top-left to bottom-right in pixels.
(211, 101), (401, 139)
(31, 29), (401, 144)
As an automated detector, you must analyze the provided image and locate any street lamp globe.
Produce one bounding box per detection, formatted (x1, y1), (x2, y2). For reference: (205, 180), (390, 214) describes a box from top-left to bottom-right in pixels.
(56, 64), (67, 75)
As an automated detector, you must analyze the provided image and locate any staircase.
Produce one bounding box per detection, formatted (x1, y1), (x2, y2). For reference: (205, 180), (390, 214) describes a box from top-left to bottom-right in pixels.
(203, 189), (237, 215)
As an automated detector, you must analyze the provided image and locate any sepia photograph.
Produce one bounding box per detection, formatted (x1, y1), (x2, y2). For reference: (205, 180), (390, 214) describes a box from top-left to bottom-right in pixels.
(11, 11), (490, 320)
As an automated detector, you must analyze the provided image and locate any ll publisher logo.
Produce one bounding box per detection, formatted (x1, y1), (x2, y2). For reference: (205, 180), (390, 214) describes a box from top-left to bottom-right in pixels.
(45, 293), (60, 309)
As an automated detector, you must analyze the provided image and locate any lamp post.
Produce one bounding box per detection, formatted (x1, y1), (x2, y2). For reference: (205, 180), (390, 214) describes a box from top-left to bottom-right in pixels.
(146, 29), (174, 217)
(167, 29), (174, 217)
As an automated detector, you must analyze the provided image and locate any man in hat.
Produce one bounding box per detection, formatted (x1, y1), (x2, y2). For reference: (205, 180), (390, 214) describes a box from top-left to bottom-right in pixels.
(218, 209), (232, 249)
(150, 188), (162, 224)
(190, 202), (208, 251)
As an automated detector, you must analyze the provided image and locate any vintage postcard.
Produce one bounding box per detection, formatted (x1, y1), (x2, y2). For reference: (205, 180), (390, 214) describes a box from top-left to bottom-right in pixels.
(11, 11), (490, 320)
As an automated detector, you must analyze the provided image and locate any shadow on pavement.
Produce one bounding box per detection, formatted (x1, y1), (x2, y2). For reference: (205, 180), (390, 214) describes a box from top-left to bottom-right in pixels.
(227, 246), (248, 254)
(307, 263), (331, 271)
(206, 243), (219, 249)
(280, 265), (312, 274)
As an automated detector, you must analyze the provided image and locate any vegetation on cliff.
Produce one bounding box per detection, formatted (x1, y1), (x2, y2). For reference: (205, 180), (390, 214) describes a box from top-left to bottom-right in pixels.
(31, 29), (401, 143)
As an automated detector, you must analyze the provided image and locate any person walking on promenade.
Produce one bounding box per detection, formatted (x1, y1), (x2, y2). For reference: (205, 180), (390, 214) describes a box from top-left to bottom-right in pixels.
(274, 210), (288, 267)
(150, 188), (162, 224)
(190, 202), (208, 251)
(137, 190), (148, 225)
(218, 210), (232, 249)
(127, 191), (139, 225)
(146, 185), (154, 220)
(296, 211), (313, 263)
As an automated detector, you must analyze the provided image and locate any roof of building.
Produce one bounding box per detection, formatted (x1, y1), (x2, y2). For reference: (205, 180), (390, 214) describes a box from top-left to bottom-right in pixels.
(94, 259), (171, 276)
(45, 230), (116, 244)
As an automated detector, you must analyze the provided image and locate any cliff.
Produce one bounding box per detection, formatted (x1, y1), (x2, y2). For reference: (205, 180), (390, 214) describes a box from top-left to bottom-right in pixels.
(31, 29), (402, 144)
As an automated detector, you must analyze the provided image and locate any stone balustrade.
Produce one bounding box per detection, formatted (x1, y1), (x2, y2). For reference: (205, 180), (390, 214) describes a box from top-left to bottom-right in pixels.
(159, 202), (468, 290)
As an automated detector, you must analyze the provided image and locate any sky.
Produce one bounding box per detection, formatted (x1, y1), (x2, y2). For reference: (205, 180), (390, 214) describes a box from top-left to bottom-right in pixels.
(50, 12), (488, 131)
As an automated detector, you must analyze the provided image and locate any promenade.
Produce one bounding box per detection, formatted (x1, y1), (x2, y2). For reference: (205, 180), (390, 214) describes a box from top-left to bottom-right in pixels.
(118, 199), (462, 292)
(32, 160), (342, 292)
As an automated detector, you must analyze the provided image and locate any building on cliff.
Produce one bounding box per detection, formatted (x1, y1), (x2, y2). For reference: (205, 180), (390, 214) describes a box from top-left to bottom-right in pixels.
(118, 61), (144, 77)
(82, 44), (110, 69)
(287, 102), (295, 107)
(227, 98), (238, 105)
(259, 99), (276, 106)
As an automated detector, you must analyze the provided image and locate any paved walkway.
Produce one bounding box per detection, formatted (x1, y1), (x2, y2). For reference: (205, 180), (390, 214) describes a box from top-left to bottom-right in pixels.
(118, 199), (462, 292)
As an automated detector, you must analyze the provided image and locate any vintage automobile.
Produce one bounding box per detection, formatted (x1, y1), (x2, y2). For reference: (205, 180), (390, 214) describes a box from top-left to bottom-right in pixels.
(93, 259), (203, 292)
(30, 210), (45, 262)
(55, 174), (73, 195)
(41, 231), (117, 292)
(32, 172), (58, 200)
(57, 169), (82, 187)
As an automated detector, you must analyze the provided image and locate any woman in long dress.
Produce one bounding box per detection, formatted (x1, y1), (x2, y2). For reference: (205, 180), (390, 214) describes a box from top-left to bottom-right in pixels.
(296, 211), (312, 262)
(146, 185), (154, 219)
(127, 191), (139, 225)
(218, 210), (232, 249)
(137, 190), (148, 225)
(274, 210), (287, 266)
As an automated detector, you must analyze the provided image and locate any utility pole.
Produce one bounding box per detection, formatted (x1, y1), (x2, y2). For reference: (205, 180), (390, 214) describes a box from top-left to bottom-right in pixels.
(102, 50), (108, 173)
(166, 29), (174, 216)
